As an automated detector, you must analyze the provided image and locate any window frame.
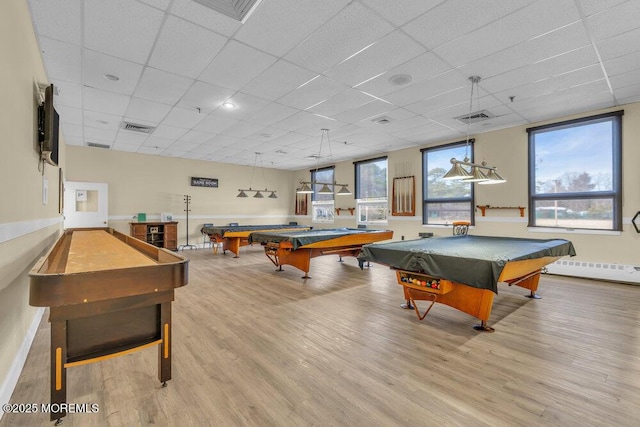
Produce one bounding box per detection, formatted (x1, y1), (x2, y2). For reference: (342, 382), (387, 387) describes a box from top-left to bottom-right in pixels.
(527, 111), (623, 231)
(421, 140), (475, 226)
(354, 156), (388, 225)
(310, 166), (335, 224)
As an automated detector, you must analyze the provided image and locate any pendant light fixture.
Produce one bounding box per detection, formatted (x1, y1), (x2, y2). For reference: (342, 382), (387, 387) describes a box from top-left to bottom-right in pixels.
(237, 152), (277, 198)
(442, 76), (506, 184)
(297, 129), (352, 196)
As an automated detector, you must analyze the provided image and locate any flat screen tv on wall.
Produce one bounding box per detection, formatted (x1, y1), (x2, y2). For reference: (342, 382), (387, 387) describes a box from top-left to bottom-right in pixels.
(38, 84), (59, 167)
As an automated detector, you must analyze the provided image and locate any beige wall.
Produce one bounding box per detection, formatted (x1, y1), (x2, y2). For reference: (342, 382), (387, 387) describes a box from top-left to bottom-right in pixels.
(0, 0), (63, 399)
(65, 146), (299, 244)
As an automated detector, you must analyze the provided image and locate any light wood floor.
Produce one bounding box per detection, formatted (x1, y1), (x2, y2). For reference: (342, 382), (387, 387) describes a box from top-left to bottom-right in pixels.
(3, 245), (640, 426)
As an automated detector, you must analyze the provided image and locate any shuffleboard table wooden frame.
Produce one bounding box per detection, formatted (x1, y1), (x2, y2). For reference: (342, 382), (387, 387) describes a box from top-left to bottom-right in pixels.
(201, 225), (311, 257)
(29, 228), (189, 424)
(249, 228), (393, 278)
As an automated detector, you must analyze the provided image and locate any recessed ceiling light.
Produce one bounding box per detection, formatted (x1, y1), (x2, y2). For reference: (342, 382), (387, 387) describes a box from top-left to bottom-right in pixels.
(388, 74), (412, 86)
(222, 101), (235, 108)
(104, 74), (120, 81)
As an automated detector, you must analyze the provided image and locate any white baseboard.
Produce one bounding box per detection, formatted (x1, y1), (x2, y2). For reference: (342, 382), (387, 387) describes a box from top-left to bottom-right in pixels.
(0, 307), (45, 421)
(546, 260), (640, 284)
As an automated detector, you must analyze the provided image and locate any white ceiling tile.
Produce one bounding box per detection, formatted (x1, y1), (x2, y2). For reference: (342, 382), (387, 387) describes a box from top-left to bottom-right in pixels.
(177, 81), (236, 113)
(461, 23), (592, 85)
(480, 45), (598, 95)
(52, 81), (83, 109)
(325, 31), (425, 87)
(241, 60), (318, 101)
(604, 50), (640, 76)
(168, 140), (200, 152)
(360, 0), (445, 26)
(354, 52), (454, 97)
(585, 0), (640, 41)
(138, 0), (172, 11)
(178, 130), (216, 144)
(84, 0), (164, 64)
(84, 126), (117, 144)
(56, 106), (83, 126)
(596, 27), (640, 60)
(125, 98), (172, 123)
(133, 67), (194, 105)
(83, 87), (130, 116)
(331, 100), (394, 123)
(308, 90), (375, 117)
(577, 0), (628, 17)
(234, 0), (349, 57)
(153, 124), (188, 139)
(111, 141), (143, 152)
(244, 102), (299, 126)
(198, 41), (278, 90)
(138, 145), (166, 154)
(143, 135), (175, 148)
(402, 0), (532, 50)
(39, 37), (82, 83)
(385, 70), (467, 107)
(163, 107), (207, 129)
(61, 123), (83, 138)
(284, 2), (394, 73)
(169, 0), (241, 36)
(211, 92), (271, 120)
(148, 15), (227, 78)
(114, 131), (148, 145)
(194, 114), (239, 133)
(219, 121), (266, 138)
(433, 0), (581, 68)
(28, 0), (82, 45)
(83, 110), (123, 130)
(82, 50), (144, 95)
(276, 75), (348, 110)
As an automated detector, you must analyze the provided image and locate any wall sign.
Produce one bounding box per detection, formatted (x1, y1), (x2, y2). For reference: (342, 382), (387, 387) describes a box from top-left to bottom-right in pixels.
(191, 177), (218, 188)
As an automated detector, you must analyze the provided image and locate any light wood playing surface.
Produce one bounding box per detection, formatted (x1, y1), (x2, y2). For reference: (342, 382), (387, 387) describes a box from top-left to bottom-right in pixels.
(65, 230), (156, 273)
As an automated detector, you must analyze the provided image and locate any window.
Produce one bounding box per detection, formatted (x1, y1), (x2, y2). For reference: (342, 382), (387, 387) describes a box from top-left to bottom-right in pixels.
(422, 141), (474, 225)
(311, 167), (334, 223)
(528, 111), (622, 231)
(355, 157), (388, 225)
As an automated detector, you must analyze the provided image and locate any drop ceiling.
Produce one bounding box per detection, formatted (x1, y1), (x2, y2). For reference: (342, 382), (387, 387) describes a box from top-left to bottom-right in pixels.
(28, 0), (640, 170)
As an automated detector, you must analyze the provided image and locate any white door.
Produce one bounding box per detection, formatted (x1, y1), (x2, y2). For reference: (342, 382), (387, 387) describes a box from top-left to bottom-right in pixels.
(64, 181), (109, 229)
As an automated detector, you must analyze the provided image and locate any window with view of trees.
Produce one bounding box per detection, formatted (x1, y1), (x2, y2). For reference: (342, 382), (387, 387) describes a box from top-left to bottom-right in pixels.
(354, 157), (388, 224)
(528, 111), (622, 231)
(422, 141), (474, 225)
(311, 167), (334, 223)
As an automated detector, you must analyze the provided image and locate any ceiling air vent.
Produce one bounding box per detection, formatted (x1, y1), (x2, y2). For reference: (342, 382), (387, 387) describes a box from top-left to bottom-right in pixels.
(121, 121), (155, 134)
(455, 109), (495, 124)
(87, 142), (111, 149)
(372, 116), (392, 125)
(192, 0), (263, 22)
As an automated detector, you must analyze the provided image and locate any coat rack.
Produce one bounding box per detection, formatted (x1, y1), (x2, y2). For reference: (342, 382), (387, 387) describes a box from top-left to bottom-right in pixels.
(178, 195), (197, 250)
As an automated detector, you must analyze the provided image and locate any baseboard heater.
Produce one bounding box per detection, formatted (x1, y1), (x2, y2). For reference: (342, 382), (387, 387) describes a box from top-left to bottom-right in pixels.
(545, 260), (640, 284)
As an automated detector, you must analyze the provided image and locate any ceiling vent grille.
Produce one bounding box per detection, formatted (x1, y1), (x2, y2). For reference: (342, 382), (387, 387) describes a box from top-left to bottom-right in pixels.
(87, 142), (111, 149)
(455, 109), (495, 124)
(121, 121), (155, 134)
(192, 0), (263, 22)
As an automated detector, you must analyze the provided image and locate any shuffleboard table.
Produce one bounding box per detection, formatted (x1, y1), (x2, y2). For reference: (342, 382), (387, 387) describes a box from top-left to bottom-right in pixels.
(248, 228), (393, 278)
(358, 235), (575, 332)
(201, 224), (311, 257)
(29, 228), (189, 424)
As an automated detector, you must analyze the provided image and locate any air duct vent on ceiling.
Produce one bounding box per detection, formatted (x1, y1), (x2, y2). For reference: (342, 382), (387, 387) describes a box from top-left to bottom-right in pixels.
(455, 109), (495, 124)
(192, 0), (263, 22)
(372, 116), (392, 125)
(121, 121), (155, 134)
(87, 142), (111, 149)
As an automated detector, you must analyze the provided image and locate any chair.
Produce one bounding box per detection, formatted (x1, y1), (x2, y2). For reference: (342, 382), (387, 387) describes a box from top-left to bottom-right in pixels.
(201, 223), (213, 249)
(452, 221), (470, 236)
